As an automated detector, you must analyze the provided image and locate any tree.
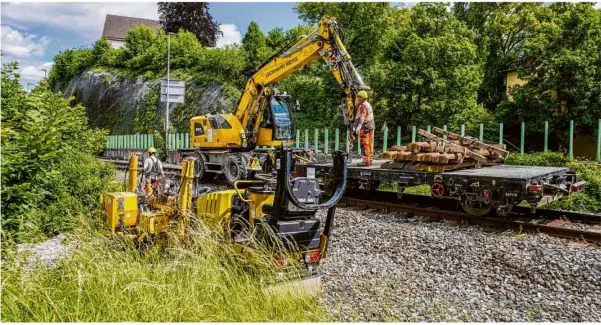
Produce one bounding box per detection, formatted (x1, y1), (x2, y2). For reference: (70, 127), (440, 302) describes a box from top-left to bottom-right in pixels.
(453, 2), (544, 112)
(499, 3), (601, 147)
(295, 2), (392, 68)
(371, 3), (484, 133)
(266, 27), (286, 52)
(241, 21), (271, 75)
(158, 2), (222, 47)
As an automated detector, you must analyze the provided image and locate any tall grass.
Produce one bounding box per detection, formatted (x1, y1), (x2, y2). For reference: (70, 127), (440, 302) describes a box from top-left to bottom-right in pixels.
(1, 218), (333, 322)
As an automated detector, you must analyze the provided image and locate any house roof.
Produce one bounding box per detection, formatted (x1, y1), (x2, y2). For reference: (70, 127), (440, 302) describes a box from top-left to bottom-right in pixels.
(101, 14), (160, 41)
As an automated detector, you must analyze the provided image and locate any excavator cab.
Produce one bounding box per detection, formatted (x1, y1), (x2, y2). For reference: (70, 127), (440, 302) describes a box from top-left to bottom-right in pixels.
(256, 94), (295, 146)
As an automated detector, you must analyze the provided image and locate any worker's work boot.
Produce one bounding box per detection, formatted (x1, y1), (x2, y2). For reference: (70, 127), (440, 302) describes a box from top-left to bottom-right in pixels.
(358, 157), (373, 167)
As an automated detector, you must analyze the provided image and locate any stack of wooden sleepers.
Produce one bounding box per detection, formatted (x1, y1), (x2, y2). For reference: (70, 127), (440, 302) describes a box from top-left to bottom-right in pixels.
(379, 127), (509, 173)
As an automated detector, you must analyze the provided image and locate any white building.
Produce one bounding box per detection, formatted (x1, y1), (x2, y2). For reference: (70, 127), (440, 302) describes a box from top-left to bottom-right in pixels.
(101, 14), (160, 49)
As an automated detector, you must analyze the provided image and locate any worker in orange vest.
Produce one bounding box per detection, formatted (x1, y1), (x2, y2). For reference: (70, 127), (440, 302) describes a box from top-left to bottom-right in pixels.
(352, 90), (375, 166)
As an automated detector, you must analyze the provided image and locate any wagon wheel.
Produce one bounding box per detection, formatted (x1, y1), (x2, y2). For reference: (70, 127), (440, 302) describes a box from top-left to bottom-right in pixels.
(460, 195), (492, 216)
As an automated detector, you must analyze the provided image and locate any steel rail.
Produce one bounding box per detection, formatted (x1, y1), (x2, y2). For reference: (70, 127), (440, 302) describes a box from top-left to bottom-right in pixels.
(341, 190), (601, 243)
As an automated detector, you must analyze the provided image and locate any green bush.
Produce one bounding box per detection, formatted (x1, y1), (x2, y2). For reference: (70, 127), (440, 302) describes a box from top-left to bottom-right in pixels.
(505, 152), (601, 212)
(1, 63), (119, 242)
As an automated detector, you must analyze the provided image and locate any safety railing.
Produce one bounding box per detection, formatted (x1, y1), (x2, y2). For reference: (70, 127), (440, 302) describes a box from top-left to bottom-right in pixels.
(105, 119), (601, 162)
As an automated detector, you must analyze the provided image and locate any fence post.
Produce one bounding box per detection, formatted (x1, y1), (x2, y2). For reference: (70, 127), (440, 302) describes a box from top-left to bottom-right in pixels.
(596, 119), (601, 162)
(461, 124), (465, 137)
(569, 120), (574, 159)
(314, 128), (319, 153)
(296, 129), (300, 149)
(443, 125), (447, 140)
(345, 130), (350, 153)
(324, 129), (329, 154)
(479, 123), (484, 141)
(499, 122), (504, 144)
(335, 128), (340, 151)
(544, 121), (549, 152)
(150, 134), (155, 148)
(427, 125), (431, 134)
(304, 129), (309, 150)
(383, 126), (388, 152)
(520, 122), (525, 153)
(357, 136), (361, 155)
(185, 133), (190, 149)
(411, 126), (416, 143)
(396, 126), (401, 146)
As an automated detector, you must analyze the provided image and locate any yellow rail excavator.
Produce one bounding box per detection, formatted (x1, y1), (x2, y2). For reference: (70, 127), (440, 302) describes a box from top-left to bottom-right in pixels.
(98, 145), (348, 273)
(187, 16), (367, 184)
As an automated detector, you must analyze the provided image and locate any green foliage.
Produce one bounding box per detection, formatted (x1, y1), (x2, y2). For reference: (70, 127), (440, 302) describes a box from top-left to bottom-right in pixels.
(48, 48), (95, 90)
(506, 152), (601, 212)
(453, 3), (544, 111)
(498, 3), (601, 145)
(242, 21), (272, 74)
(296, 2), (391, 67)
(372, 3), (482, 130)
(1, 223), (332, 321)
(1, 63), (119, 242)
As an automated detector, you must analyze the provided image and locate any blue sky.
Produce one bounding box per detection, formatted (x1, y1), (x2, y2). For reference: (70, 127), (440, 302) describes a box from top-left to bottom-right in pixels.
(0, 2), (308, 87)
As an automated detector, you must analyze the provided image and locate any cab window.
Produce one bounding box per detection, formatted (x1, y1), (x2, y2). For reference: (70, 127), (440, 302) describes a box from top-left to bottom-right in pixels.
(208, 115), (232, 129)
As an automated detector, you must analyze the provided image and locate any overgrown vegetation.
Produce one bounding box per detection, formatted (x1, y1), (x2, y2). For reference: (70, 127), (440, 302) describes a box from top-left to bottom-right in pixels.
(1, 62), (119, 243)
(506, 152), (601, 212)
(1, 219), (331, 322)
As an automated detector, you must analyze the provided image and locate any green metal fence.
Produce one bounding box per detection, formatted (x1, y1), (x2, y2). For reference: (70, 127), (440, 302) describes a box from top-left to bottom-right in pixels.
(105, 133), (190, 151)
(105, 119), (601, 162)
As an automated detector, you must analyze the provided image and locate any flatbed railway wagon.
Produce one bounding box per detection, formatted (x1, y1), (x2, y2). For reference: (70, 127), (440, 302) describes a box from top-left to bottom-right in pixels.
(294, 158), (585, 216)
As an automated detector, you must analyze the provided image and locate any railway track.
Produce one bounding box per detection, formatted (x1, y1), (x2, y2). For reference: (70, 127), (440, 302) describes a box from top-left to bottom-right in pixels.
(102, 158), (601, 243)
(342, 189), (601, 244)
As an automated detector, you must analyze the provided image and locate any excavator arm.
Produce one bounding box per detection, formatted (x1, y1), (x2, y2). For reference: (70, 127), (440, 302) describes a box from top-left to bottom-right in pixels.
(234, 16), (368, 144)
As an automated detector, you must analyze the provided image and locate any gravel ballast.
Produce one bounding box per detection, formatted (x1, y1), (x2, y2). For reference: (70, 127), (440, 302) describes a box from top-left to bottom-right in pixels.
(317, 207), (601, 322)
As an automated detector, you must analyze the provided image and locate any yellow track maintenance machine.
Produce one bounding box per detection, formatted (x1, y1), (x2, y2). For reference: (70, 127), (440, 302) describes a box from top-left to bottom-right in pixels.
(99, 145), (348, 276)
(98, 154), (197, 244)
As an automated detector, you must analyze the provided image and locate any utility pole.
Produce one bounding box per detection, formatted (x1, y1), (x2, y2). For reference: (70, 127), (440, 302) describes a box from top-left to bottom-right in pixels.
(165, 32), (176, 154)
(41, 69), (47, 79)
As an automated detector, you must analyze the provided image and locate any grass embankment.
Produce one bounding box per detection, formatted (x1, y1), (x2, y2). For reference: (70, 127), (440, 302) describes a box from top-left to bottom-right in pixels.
(377, 152), (600, 213)
(1, 220), (333, 322)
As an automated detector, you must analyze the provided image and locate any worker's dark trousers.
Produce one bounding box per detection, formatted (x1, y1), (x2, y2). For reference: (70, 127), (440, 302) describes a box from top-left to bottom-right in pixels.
(359, 128), (374, 166)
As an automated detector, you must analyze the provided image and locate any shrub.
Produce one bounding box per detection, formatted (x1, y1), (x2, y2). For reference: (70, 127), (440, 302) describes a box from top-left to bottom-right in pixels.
(505, 152), (601, 212)
(1, 62), (119, 242)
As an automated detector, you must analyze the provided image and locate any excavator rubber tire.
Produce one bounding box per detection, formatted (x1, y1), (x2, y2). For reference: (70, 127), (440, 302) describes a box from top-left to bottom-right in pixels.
(224, 154), (248, 185)
(193, 152), (216, 182)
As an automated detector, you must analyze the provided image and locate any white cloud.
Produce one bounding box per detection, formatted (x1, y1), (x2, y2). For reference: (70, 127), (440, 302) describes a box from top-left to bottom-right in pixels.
(20, 62), (54, 86)
(216, 24), (242, 48)
(1, 25), (51, 58)
(595, 2), (601, 10)
(1, 2), (158, 42)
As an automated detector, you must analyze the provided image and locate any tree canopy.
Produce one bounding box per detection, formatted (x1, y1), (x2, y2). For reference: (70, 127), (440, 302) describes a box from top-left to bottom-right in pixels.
(158, 2), (222, 47)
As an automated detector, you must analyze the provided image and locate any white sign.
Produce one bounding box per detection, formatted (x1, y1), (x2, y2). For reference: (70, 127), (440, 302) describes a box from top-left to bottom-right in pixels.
(160, 79), (185, 103)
